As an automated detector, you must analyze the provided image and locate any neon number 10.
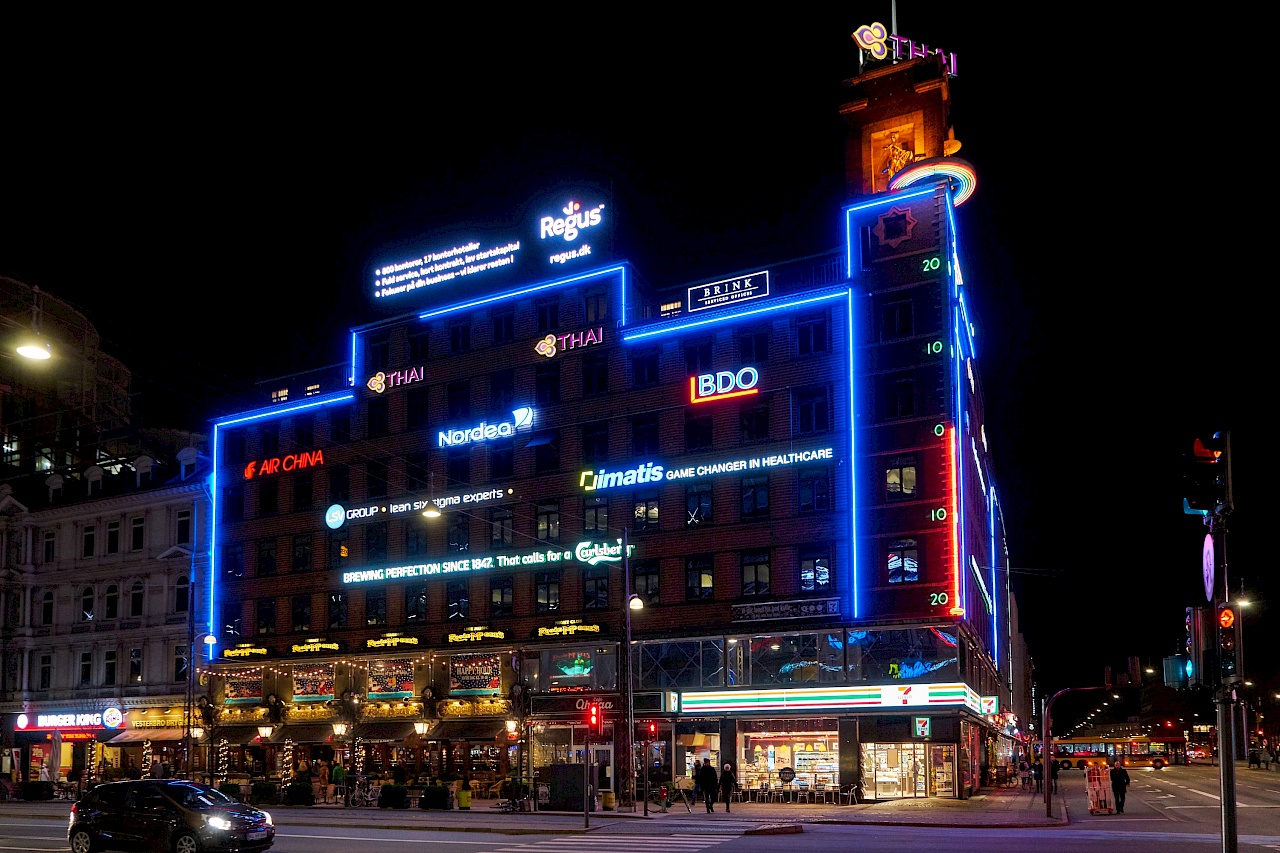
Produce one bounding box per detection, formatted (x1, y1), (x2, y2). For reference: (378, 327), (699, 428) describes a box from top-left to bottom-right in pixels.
(921, 256), (941, 272)
(930, 508), (948, 521)
(930, 592), (949, 606)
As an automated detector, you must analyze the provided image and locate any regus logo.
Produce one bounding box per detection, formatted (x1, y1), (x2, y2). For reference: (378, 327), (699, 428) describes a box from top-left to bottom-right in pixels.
(540, 200), (604, 242)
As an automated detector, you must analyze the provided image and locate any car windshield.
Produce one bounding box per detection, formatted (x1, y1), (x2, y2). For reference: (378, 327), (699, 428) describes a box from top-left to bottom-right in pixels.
(164, 784), (236, 808)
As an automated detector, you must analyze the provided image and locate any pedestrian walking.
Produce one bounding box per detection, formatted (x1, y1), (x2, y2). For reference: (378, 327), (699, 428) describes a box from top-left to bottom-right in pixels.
(331, 761), (347, 805)
(317, 760), (331, 804)
(1248, 747), (1261, 769)
(696, 758), (719, 813)
(1050, 758), (1060, 793)
(1110, 760), (1130, 813)
(718, 763), (738, 813)
(1018, 757), (1030, 789)
(692, 759), (702, 802)
(1031, 758), (1043, 793)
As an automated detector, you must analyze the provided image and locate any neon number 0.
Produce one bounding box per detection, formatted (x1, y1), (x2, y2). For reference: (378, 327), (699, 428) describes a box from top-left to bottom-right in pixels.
(925, 340), (943, 355)
(930, 508), (948, 522)
(921, 257), (941, 272)
(930, 592), (949, 606)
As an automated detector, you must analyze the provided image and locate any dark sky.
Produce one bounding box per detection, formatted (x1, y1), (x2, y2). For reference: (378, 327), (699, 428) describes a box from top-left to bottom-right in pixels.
(1, 8), (1266, 713)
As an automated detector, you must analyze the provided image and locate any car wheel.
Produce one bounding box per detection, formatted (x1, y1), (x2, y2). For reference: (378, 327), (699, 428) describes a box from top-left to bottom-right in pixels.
(173, 831), (202, 853)
(1153, 760), (1165, 770)
(69, 828), (97, 853)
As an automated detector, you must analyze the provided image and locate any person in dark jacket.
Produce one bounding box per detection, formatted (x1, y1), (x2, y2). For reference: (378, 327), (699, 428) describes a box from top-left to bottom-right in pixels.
(718, 763), (738, 813)
(696, 759), (719, 812)
(1110, 760), (1131, 813)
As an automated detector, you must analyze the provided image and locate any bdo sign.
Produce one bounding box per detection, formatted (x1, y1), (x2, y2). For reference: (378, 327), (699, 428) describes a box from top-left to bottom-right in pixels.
(690, 367), (759, 404)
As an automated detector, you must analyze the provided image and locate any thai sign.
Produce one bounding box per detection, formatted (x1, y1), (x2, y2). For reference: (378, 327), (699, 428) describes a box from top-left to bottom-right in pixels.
(535, 327), (604, 358)
(852, 22), (958, 76)
(366, 366), (426, 394)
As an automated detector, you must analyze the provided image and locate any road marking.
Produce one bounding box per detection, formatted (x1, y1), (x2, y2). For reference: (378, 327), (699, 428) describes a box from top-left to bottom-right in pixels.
(279, 834), (495, 844)
(489, 836), (736, 853)
(1186, 788), (1221, 800)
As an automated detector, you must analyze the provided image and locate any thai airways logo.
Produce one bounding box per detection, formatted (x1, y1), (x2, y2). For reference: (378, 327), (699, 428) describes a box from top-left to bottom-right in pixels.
(535, 335), (557, 357)
(540, 200), (605, 242)
(367, 366), (424, 394)
(438, 407), (534, 448)
(367, 372), (387, 393)
(852, 21), (888, 59)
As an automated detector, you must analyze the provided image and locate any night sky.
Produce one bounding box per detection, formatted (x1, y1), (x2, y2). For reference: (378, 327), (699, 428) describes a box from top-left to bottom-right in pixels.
(1, 8), (1266, 718)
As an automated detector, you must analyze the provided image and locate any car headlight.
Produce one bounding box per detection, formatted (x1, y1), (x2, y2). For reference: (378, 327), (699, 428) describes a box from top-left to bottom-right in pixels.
(206, 816), (233, 831)
(260, 810), (273, 826)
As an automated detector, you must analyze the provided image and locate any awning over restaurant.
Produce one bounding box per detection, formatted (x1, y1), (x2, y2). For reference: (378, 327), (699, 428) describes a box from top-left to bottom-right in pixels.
(107, 729), (186, 744)
(214, 727), (272, 746)
(421, 720), (508, 741)
(356, 721), (419, 744)
(271, 724), (338, 744)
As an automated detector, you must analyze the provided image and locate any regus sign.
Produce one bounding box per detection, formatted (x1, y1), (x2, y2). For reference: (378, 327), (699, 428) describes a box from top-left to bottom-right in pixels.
(438, 407), (534, 448)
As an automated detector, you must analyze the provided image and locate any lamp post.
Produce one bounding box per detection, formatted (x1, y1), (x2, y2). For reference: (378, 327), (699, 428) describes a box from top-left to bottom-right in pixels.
(620, 527), (641, 812)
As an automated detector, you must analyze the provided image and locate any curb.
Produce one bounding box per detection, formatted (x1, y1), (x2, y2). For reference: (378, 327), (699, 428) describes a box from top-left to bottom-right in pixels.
(744, 823), (803, 835)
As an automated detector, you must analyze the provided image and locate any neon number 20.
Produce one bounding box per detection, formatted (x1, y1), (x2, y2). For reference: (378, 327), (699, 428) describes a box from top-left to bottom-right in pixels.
(930, 592), (949, 606)
(921, 257), (941, 272)
(930, 508), (948, 521)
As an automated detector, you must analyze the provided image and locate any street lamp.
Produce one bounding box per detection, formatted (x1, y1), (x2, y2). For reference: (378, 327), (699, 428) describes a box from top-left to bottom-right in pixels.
(620, 528), (641, 812)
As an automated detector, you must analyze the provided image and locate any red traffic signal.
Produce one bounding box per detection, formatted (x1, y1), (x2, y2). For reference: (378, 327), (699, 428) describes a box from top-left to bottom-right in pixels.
(648, 721), (657, 739)
(587, 702), (600, 733)
(1182, 433), (1230, 516)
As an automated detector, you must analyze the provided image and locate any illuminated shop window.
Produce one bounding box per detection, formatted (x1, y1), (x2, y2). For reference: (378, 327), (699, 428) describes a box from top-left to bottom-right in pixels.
(633, 492), (659, 532)
(799, 545), (831, 592)
(887, 539), (919, 584)
(271, 388), (289, 403)
(659, 301), (682, 318)
(305, 383), (321, 397)
(885, 456), (917, 501)
(685, 555), (714, 600)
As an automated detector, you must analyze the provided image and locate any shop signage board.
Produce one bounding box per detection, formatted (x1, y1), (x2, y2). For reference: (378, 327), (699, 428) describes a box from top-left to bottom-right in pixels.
(530, 694), (621, 715)
(731, 597), (839, 622)
(326, 486), (513, 530)
(851, 22), (959, 76)
(687, 270), (769, 313)
(679, 682), (983, 714)
(365, 366), (426, 394)
(690, 367), (760, 404)
(980, 696), (998, 715)
(243, 450), (324, 480)
(16, 707), (125, 731)
(913, 717), (931, 738)
(341, 540), (633, 586)
(366, 633), (420, 649)
(580, 446), (834, 493)
(222, 644), (270, 660)
(535, 327), (604, 358)
(290, 638), (341, 655)
(446, 627), (506, 643)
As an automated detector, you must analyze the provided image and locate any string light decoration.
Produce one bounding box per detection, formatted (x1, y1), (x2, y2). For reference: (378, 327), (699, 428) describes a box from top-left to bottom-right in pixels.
(216, 739), (230, 781)
(353, 737), (365, 774)
(142, 740), (153, 773)
(86, 742), (97, 783)
(281, 739), (294, 785)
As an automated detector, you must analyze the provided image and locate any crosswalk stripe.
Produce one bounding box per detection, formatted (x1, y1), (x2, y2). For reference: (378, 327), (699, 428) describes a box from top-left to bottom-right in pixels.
(488, 836), (732, 853)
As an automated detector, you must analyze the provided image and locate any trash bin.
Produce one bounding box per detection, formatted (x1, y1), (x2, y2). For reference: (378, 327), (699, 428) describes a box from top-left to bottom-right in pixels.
(602, 791), (615, 810)
(457, 787), (472, 810)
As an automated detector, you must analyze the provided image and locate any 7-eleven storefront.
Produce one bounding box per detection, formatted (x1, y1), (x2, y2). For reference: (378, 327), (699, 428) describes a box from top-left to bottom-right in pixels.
(678, 683), (991, 800)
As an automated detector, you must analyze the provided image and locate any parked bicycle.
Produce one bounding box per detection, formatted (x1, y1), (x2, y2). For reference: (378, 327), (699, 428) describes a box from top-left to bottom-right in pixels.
(348, 775), (379, 808)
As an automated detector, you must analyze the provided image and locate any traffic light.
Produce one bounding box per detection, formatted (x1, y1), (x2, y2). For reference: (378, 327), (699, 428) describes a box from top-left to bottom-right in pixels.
(647, 721), (657, 741)
(587, 702), (601, 736)
(1182, 433), (1230, 516)
(1217, 603), (1239, 683)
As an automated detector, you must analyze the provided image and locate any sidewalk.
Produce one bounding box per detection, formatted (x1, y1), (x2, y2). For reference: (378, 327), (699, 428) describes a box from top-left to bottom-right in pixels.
(0, 783), (1067, 831)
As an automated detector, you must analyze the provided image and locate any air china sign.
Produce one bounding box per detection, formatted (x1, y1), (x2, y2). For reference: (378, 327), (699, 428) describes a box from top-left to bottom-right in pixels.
(244, 451), (324, 480)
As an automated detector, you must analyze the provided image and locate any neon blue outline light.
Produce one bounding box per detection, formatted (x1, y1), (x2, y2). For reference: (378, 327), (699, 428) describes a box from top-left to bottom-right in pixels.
(844, 185), (941, 281)
(954, 304), (966, 617)
(417, 265), (626, 321)
(208, 390), (355, 651)
(621, 289), (849, 343)
(990, 485), (999, 667)
(846, 289), (859, 618)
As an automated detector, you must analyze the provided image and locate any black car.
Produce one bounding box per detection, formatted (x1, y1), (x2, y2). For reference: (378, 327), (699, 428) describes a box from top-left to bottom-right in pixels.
(68, 779), (275, 853)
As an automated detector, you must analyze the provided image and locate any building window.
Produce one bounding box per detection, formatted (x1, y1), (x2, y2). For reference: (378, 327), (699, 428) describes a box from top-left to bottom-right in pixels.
(685, 555), (714, 600)
(39, 590), (53, 626)
(329, 529), (349, 570)
(583, 495), (608, 533)
(536, 301), (559, 334)
(489, 370), (517, 413)
(449, 513), (470, 552)
(305, 383), (321, 397)
(129, 647), (143, 682)
(258, 480), (279, 517)
(292, 534), (312, 572)
(261, 424), (280, 457)
(82, 525), (95, 559)
(741, 475), (769, 520)
(294, 473), (314, 512)
(797, 312), (829, 355)
(447, 581), (469, 620)
(740, 402), (769, 443)
(882, 457), (917, 504)
(883, 376), (916, 419)
(295, 414), (314, 449)
(881, 300), (914, 340)
(739, 329), (768, 362)
(405, 452), (430, 492)
(80, 651), (92, 686)
(684, 339), (712, 374)
(42, 530), (55, 563)
(103, 649), (117, 686)
(130, 581), (144, 617)
(686, 482), (713, 526)
(366, 334), (390, 372)
(633, 559), (660, 605)
(176, 509), (192, 545)
(257, 598), (276, 634)
(174, 577), (189, 613)
(406, 522), (427, 557)
(409, 328), (430, 361)
(330, 467), (350, 502)
(741, 551), (770, 596)
(327, 592), (347, 630)
(795, 385), (830, 434)
(490, 576), (514, 617)
(684, 412), (713, 451)
(490, 440), (515, 479)
(799, 545), (832, 592)
(226, 433), (247, 462)
(292, 595), (311, 632)
(584, 289), (608, 323)
(405, 585), (428, 624)
(258, 539), (277, 576)
(38, 653), (51, 690)
(583, 353), (609, 396)
(631, 350), (659, 387)
(367, 397), (390, 438)
(490, 506), (514, 549)
(173, 645), (188, 683)
(632, 413), (660, 456)
(222, 601), (242, 637)
(367, 460), (389, 498)
(535, 501), (560, 544)
(633, 492), (659, 532)
(535, 570), (560, 613)
(582, 420), (612, 464)
(366, 522), (388, 562)
(330, 410), (351, 443)
(583, 566), (609, 610)
(80, 586), (94, 621)
(407, 387), (430, 431)
(533, 432), (560, 475)
(535, 363), (560, 405)
(446, 448), (470, 487)
(104, 584), (119, 620)
(365, 589), (387, 627)
(449, 318), (471, 353)
(887, 538), (919, 583)
(492, 310), (515, 344)
(106, 521), (120, 555)
(447, 381), (471, 420)
(223, 483), (245, 522)
(223, 543), (245, 579)
(799, 466), (830, 513)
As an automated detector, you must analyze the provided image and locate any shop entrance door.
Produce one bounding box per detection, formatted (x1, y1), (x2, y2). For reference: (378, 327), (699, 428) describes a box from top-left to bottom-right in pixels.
(590, 744), (614, 793)
(864, 743), (929, 799)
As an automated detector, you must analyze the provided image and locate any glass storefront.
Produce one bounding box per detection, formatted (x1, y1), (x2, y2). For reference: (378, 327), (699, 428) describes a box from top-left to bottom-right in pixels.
(737, 718), (838, 792)
(860, 742), (956, 799)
